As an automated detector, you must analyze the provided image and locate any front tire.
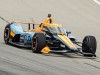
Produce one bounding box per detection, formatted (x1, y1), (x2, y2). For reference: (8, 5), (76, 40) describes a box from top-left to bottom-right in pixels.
(32, 33), (46, 53)
(82, 36), (97, 57)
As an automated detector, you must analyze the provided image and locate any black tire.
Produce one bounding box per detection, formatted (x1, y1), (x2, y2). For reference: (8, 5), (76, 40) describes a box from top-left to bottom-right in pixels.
(82, 36), (97, 56)
(31, 33), (46, 53)
(4, 28), (10, 44)
(4, 24), (11, 44)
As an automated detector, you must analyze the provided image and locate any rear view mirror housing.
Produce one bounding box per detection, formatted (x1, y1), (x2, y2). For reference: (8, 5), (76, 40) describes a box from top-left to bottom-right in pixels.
(66, 31), (71, 36)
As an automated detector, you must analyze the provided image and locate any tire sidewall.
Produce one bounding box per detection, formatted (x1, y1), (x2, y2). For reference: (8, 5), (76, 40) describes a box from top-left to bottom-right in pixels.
(82, 36), (97, 54)
(4, 28), (10, 44)
(32, 33), (46, 53)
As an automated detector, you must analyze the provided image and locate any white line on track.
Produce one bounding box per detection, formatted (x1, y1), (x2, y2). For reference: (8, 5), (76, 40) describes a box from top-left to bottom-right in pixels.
(93, 0), (100, 5)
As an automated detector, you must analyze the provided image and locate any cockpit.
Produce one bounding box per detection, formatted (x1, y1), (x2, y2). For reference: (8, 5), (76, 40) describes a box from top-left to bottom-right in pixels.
(43, 25), (66, 35)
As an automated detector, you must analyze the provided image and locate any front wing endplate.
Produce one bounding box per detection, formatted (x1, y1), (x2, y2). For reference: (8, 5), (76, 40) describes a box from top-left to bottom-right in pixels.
(41, 46), (50, 53)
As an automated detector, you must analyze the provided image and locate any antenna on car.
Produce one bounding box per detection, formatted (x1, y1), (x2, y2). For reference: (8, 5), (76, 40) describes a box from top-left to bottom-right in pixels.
(0, 16), (10, 23)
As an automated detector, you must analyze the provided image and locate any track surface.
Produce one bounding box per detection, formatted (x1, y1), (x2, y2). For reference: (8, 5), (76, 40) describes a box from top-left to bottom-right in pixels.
(0, 0), (100, 75)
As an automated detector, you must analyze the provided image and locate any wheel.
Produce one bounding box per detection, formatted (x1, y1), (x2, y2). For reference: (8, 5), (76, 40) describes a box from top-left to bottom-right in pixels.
(32, 33), (46, 53)
(82, 36), (97, 57)
(4, 28), (10, 44)
(4, 24), (11, 44)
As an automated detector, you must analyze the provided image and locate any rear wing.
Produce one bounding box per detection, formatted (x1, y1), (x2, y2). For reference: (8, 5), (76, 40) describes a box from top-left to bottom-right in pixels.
(0, 14), (52, 30)
(0, 16), (39, 30)
(14, 21), (40, 30)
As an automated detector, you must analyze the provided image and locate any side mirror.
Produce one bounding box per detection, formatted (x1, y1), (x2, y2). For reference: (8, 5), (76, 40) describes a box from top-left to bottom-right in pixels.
(66, 31), (71, 36)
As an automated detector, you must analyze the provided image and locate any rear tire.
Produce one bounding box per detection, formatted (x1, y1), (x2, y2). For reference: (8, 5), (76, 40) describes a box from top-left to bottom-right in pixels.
(32, 33), (46, 53)
(82, 36), (97, 57)
(4, 28), (10, 44)
(4, 24), (11, 44)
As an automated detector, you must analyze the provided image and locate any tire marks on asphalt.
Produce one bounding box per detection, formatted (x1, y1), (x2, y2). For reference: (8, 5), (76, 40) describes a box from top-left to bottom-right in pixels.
(84, 63), (100, 70)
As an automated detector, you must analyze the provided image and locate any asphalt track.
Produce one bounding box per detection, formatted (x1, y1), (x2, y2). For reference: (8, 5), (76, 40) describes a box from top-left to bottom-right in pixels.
(0, 0), (100, 75)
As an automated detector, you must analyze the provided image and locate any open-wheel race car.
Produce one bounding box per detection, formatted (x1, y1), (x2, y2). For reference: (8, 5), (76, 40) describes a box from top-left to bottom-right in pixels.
(3, 14), (97, 57)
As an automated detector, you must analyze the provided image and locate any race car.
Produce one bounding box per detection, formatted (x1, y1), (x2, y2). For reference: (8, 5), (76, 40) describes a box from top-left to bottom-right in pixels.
(3, 14), (97, 57)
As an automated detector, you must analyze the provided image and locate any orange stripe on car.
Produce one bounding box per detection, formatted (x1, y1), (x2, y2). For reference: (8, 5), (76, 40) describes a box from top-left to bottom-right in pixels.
(10, 31), (15, 37)
(58, 35), (76, 49)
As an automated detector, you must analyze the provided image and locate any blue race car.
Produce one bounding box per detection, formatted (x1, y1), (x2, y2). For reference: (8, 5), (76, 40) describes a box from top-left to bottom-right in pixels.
(4, 14), (97, 57)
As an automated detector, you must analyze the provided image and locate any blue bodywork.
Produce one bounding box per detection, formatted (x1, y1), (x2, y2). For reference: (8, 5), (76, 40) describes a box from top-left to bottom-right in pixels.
(8, 23), (78, 52)
(9, 24), (36, 47)
(10, 24), (24, 34)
